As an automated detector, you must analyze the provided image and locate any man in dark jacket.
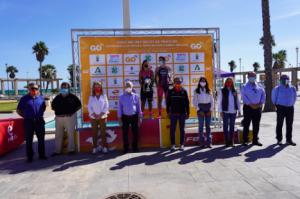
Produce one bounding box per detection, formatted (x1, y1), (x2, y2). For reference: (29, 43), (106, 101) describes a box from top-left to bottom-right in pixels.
(17, 83), (47, 162)
(166, 77), (190, 151)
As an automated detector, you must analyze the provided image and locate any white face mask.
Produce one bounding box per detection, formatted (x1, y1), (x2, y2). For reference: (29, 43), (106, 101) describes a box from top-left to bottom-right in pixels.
(159, 61), (164, 66)
(125, 87), (132, 93)
(200, 82), (206, 87)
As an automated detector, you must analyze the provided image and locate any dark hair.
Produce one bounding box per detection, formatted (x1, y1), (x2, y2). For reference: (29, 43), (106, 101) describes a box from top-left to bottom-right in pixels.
(61, 82), (70, 89)
(141, 60), (148, 71)
(195, 77), (210, 94)
(223, 77), (236, 93)
(159, 56), (166, 61)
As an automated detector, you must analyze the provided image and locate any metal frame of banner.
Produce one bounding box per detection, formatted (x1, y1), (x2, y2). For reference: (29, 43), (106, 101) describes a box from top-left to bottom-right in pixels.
(71, 28), (221, 128)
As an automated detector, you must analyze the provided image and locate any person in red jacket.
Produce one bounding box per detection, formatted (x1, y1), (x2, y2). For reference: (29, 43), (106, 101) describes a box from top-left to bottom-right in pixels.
(139, 60), (155, 118)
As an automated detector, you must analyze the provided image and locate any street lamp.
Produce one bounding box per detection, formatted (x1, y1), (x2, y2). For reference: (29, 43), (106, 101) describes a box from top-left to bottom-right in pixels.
(239, 58), (242, 84)
(5, 63), (9, 97)
(296, 47), (299, 67)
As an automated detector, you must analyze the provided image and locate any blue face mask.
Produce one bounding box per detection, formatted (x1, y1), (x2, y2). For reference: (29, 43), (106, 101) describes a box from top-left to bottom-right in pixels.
(248, 77), (256, 83)
(60, 88), (69, 95)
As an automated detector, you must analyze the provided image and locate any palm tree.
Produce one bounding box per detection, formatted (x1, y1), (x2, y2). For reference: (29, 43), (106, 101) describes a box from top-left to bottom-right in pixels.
(272, 50), (287, 69)
(259, 34), (276, 47)
(67, 64), (80, 88)
(6, 65), (18, 92)
(253, 62), (261, 72)
(39, 64), (56, 93)
(228, 60), (237, 72)
(261, 0), (274, 112)
(32, 41), (49, 93)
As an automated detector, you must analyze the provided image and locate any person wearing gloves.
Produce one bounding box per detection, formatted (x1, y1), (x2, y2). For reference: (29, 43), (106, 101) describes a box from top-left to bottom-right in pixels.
(51, 82), (82, 156)
(166, 77), (190, 151)
(272, 74), (297, 146)
(88, 81), (110, 154)
(118, 81), (143, 153)
(218, 78), (241, 147)
(193, 77), (214, 148)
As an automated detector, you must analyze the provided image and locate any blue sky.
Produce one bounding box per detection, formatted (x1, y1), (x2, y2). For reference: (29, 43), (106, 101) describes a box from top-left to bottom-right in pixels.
(0, 0), (300, 82)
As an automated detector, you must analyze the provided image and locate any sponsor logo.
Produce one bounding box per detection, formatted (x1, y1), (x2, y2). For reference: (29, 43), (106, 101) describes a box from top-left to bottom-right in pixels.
(178, 65), (185, 72)
(190, 43), (202, 49)
(85, 129), (118, 150)
(111, 66), (119, 74)
(90, 44), (103, 52)
(125, 55), (138, 63)
(7, 123), (17, 142)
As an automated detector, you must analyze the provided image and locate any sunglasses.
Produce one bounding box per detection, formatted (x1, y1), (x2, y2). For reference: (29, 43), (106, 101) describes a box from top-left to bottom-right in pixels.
(30, 88), (38, 90)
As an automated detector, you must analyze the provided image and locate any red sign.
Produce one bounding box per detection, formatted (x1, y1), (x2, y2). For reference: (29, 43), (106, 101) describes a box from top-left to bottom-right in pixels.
(0, 118), (24, 156)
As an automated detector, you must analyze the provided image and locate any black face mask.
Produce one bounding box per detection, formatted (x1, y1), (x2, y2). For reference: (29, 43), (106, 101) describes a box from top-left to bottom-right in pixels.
(144, 65), (148, 68)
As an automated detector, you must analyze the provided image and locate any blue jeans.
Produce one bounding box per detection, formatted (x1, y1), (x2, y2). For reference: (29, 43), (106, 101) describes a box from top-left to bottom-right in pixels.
(223, 113), (236, 144)
(198, 112), (211, 145)
(170, 114), (186, 145)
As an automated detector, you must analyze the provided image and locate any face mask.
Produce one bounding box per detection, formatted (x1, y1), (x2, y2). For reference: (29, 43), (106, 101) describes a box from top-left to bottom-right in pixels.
(174, 84), (181, 91)
(226, 81), (233, 88)
(94, 87), (102, 94)
(144, 64), (148, 68)
(249, 77), (256, 83)
(30, 90), (38, 96)
(159, 61), (164, 66)
(200, 82), (206, 87)
(60, 88), (69, 96)
(125, 87), (132, 93)
(281, 79), (289, 85)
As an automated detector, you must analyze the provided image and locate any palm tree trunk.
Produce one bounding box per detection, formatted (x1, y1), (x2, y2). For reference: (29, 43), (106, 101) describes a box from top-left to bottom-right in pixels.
(262, 0), (274, 112)
(39, 61), (43, 94)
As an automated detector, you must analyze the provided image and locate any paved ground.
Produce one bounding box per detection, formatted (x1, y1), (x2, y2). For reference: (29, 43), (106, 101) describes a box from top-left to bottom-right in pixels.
(1, 102), (300, 199)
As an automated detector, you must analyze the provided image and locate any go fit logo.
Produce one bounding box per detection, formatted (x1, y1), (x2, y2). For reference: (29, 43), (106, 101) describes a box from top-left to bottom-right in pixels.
(125, 55), (138, 63)
(90, 44), (103, 52)
(190, 43), (202, 50)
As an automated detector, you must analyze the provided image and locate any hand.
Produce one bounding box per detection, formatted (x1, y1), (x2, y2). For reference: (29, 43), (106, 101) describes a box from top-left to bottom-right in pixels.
(220, 112), (224, 118)
(237, 111), (242, 117)
(138, 117), (143, 127)
(206, 111), (212, 117)
(92, 113), (98, 119)
(118, 118), (122, 127)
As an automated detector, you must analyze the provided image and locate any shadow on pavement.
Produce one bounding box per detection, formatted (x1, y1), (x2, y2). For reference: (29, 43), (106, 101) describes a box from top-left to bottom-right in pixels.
(244, 144), (287, 162)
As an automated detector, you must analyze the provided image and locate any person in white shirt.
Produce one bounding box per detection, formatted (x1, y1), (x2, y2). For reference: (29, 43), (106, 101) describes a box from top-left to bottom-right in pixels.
(87, 81), (109, 154)
(218, 78), (241, 147)
(193, 77), (214, 148)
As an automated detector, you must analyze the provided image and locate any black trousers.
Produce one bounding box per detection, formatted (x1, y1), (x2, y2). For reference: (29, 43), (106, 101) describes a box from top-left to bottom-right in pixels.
(276, 105), (294, 142)
(243, 105), (262, 143)
(121, 114), (139, 150)
(24, 118), (46, 159)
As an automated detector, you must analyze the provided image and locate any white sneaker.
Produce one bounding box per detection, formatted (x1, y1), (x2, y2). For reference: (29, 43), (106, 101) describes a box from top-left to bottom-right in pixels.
(102, 147), (108, 153)
(92, 148), (97, 154)
(170, 145), (176, 151)
(179, 145), (185, 151)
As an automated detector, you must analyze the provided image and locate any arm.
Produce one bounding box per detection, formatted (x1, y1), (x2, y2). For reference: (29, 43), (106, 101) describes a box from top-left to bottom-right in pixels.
(117, 96), (123, 118)
(241, 86), (250, 105)
(260, 88), (266, 105)
(217, 90), (223, 113)
(166, 90), (171, 114)
(103, 95), (109, 114)
(155, 67), (159, 85)
(184, 90), (190, 116)
(74, 95), (82, 112)
(51, 96), (56, 111)
(210, 94), (214, 112)
(87, 96), (94, 118)
(139, 70), (143, 86)
(293, 87), (297, 105)
(237, 93), (241, 112)
(271, 88), (276, 104)
(192, 91), (198, 108)
(16, 98), (24, 118)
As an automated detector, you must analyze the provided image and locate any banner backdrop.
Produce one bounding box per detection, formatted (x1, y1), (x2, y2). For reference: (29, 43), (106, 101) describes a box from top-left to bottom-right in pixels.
(79, 35), (214, 121)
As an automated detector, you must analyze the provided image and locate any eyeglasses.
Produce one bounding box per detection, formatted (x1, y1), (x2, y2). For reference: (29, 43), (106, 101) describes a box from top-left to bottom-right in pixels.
(30, 88), (38, 91)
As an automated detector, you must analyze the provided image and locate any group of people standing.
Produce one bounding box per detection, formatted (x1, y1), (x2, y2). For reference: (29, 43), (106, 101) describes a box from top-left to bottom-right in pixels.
(16, 58), (297, 162)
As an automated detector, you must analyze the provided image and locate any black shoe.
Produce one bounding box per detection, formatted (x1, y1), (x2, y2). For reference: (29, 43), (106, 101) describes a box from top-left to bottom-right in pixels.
(242, 142), (248, 146)
(286, 141), (296, 146)
(123, 148), (129, 154)
(277, 141), (283, 146)
(252, 141), (263, 146)
(207, 144), (212, 148)
(51, 152), (61, 157)
(39, 156), (48, 160)
(133, 148), (139, 153)
(225, 144), (230, 148)
(27, 157), (33, 163)
(68, 151), (76, 155)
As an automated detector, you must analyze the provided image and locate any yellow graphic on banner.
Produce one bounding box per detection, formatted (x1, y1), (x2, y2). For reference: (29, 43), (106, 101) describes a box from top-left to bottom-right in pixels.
(79, 35), (214, 121)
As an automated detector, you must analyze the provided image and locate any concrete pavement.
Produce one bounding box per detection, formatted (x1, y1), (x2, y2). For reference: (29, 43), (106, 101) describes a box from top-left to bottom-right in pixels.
(1, 102), (300, 199)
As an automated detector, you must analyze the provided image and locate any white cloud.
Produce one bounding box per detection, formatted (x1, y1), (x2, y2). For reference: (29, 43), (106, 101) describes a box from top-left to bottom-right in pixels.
(273, 9), (300, 21)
